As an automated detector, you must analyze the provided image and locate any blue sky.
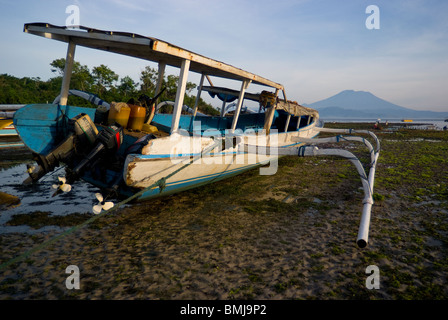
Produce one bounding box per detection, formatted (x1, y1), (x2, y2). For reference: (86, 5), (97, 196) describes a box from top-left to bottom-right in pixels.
(0, 0), (447, 111)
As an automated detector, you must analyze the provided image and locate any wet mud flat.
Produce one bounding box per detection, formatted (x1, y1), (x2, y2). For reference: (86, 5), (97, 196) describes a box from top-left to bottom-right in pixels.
(0, 123), (447, 300)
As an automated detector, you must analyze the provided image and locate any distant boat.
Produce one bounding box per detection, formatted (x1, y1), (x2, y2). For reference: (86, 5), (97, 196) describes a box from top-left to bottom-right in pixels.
(0, 117), (23, 149)
(0, 118), (13, 130)
(402, 119), (413, 123)
(0, 105), (23, 137)
(0, 119), (18, 137)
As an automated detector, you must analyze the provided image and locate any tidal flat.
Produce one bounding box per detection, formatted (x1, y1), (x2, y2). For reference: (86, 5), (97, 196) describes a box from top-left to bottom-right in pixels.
(0, 123), (447, 300)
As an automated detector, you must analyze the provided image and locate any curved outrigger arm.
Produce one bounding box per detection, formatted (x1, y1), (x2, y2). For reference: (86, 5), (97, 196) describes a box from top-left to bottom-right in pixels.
(316, 127), (381, 154)
(291, 135), (376, 166)
(239, 130), (380, 248)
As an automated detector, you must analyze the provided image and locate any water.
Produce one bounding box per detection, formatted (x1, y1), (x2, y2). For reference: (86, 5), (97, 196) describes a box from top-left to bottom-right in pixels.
(0, 162), (100, 234)
(322, 118), (447, 130)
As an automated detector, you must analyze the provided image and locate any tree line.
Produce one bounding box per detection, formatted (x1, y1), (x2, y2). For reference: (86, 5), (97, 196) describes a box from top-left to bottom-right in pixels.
(0, 59), (219, 115)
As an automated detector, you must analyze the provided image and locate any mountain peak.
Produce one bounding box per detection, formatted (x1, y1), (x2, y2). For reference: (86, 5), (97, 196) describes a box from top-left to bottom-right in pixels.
(338, 89), (374, 97)
(308, 90), (448, 119)
(309, 90), (403, 111)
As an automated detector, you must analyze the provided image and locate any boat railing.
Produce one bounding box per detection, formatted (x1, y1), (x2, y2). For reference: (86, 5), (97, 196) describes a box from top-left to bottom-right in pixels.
(0, 105), (25, 119)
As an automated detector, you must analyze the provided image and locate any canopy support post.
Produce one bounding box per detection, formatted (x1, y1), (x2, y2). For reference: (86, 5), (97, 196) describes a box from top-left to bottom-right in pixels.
(296, 115), (301, 130)
(284, 113), (291, 132)
(281, 89), (291, 132)
(189, 73), (205, 132)
(154, 62), (166, 107)
(307, 116), (312, 125)
(192, 73), (205, 118)
(230, 79), (251, 133)
(220, 99), (227, 118)
(59, 40), (76, 106)
(170, 59), (190, 134)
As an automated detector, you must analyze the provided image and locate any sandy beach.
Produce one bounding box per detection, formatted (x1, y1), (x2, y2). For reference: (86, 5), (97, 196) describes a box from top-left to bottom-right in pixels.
(1, 123), (447, 300)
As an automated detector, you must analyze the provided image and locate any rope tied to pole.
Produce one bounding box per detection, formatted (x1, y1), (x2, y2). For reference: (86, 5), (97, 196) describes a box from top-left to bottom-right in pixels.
(156, 177), (167, 193)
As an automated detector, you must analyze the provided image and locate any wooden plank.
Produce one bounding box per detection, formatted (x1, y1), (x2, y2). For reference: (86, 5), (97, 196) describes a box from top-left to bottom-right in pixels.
(153, 40), (283, 89)
(24, 23), (284, 90)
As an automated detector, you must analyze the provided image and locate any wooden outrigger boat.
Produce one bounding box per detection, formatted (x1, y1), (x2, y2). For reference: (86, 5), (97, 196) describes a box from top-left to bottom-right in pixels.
(1, 105), (23, 137)
(1, 106), (24, 149)
(14, 23), (380, 247)
(0, 119), (14, 135)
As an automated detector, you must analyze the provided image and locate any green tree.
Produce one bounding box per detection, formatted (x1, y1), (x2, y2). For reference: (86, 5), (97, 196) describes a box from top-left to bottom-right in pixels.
(92, 64), (119, 95)
(72, 64), (93, 91)
(164, 74), (196, 100)
(118, 76), (137, 99)
(50, 58), (93, 91)
(50, 58), (66, 76)
(139, 66), (158, 94)
(1, 60), (219, 116)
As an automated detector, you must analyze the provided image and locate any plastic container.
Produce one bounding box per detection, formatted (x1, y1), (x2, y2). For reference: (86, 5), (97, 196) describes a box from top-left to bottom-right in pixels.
(107, 102), (130, 128)
(127, 104), (146, 131)
(142, 123), (158, 133)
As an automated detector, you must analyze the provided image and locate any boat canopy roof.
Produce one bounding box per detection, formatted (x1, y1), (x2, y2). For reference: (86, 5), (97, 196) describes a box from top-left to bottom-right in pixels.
(277, 100), (319, 117)
(24, 23), (284, 90)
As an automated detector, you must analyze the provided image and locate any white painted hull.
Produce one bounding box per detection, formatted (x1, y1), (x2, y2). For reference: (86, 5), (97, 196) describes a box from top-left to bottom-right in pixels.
(123, 124), (319, 197)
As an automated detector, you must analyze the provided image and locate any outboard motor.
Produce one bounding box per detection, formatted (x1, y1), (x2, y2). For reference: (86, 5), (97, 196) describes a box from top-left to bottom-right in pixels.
(24, 134), (76, 184)
(24, 113), (123, 185)
(68, 124), (123, 179)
